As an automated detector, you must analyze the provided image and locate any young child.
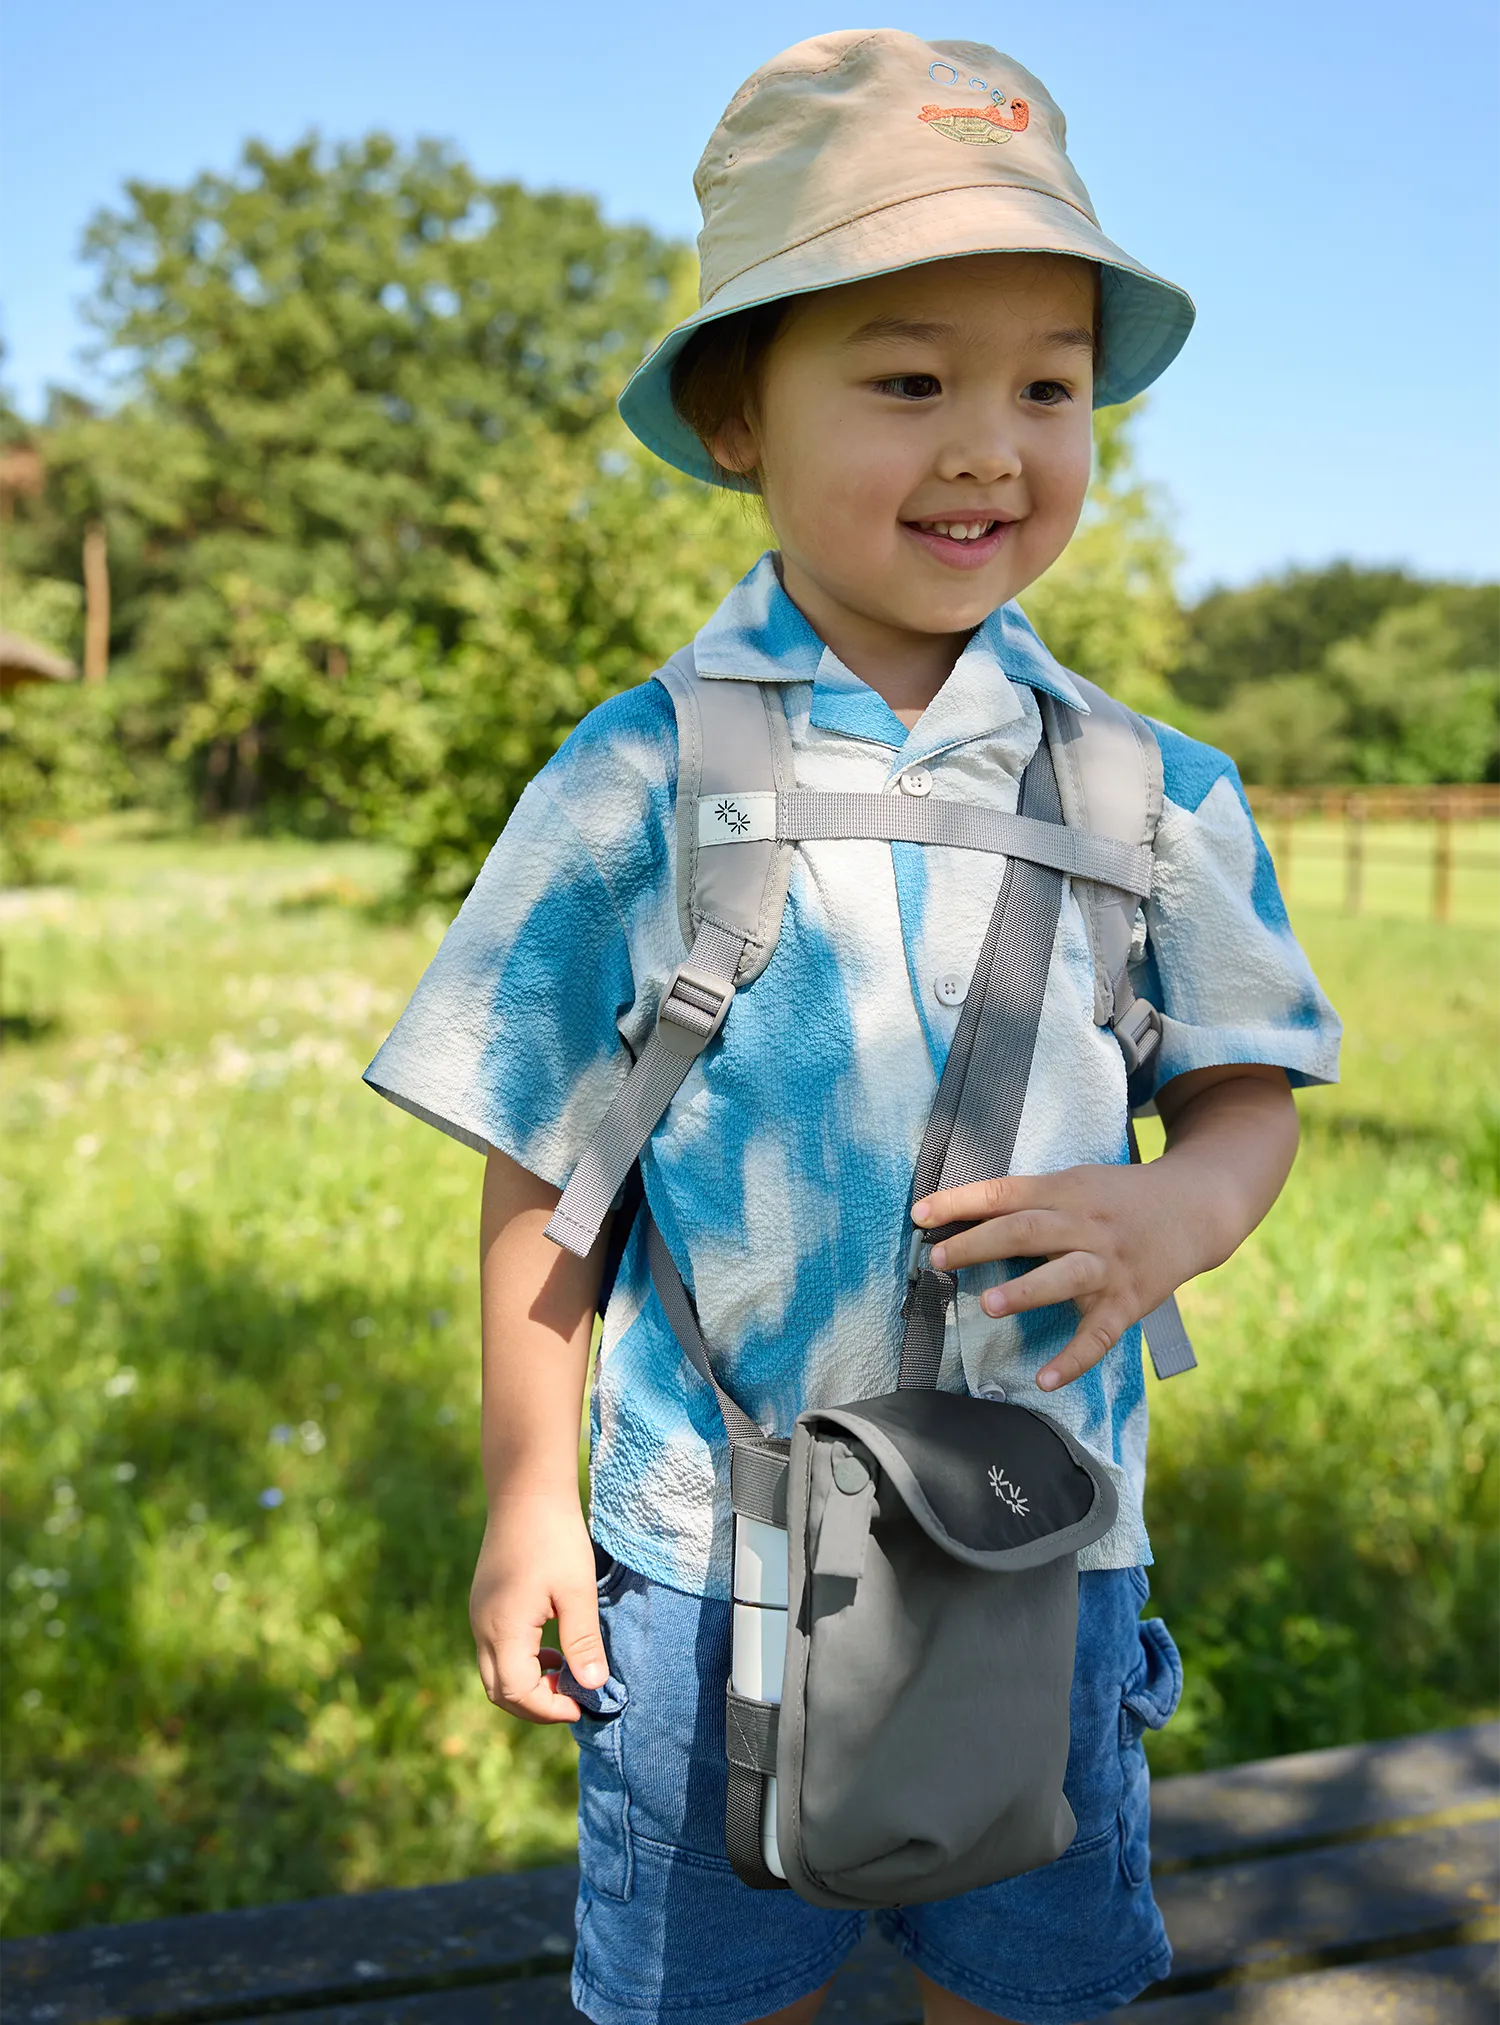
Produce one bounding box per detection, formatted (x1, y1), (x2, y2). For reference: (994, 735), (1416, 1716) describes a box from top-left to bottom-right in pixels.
(366, 31), (1340, 2025)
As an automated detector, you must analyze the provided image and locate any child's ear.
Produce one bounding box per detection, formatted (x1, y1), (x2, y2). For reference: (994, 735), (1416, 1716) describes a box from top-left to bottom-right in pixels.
(707, 414), (761, 481)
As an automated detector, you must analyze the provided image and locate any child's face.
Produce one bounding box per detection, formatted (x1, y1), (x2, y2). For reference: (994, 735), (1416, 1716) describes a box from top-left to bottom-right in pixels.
(714, 253), (1097, 648)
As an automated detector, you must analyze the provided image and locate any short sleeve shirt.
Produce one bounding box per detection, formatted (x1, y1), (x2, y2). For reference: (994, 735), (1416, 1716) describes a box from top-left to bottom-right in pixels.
(367, 554), (1341, 1598)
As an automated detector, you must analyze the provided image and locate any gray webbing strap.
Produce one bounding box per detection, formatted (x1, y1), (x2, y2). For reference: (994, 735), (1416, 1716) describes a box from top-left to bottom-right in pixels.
(725, 1689), (780, 1775)
(899, 746), (1068, 1391)
(1140, 1294), (1197, 1379)
(1126, 1121), (1199, 1379)
(545, 920), (745, 1258)
(731, 1441), (790, 1525)
(725, 1761), (780, 1889)
(776, 790), (1152, 897)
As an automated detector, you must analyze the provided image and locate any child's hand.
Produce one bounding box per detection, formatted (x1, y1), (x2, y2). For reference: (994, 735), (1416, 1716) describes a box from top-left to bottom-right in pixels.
(911, 1064), (1298, 1393)
(470, 1491), (608, 1725)
(913, 1160), (1193, 1392)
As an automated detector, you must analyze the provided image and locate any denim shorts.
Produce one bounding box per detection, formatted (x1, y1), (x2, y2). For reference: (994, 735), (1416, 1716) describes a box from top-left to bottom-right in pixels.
(569, 1555), (1183, 2025)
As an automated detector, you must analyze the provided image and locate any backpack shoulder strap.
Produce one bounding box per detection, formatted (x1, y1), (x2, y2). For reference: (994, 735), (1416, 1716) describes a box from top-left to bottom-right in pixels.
(1037, 676), (1164, 1069)
(1040, 678), (1197, 1379)
(655, 648), (797, 988)
(543, 651), (796, 1259)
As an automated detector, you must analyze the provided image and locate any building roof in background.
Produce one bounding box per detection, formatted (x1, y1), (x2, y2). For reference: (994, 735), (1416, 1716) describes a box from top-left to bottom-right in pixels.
(0, 629), (78, 691)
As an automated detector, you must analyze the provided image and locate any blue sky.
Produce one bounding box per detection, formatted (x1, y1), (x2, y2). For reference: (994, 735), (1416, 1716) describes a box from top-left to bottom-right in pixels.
(3, 0), (1496, 591)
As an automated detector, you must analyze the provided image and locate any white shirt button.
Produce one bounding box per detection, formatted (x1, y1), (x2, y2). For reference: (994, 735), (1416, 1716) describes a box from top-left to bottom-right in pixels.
(934, 971), (967, 1007)
(899, 767), (933, 797)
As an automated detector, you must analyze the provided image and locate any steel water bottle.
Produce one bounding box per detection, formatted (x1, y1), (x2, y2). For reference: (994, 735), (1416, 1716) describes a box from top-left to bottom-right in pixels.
(730, 1510), (789, 1877)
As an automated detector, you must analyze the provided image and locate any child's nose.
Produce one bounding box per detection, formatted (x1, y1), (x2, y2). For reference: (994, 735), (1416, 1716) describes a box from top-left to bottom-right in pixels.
(936, 426), (1022, 486)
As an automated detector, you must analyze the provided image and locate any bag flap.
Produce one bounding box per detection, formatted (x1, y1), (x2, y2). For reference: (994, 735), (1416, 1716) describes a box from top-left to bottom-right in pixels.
(800, 1391), (1118, 1571)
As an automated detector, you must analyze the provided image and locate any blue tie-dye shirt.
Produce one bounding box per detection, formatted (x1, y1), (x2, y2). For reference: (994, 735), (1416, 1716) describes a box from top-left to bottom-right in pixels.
(366, 554), (1340, 1597)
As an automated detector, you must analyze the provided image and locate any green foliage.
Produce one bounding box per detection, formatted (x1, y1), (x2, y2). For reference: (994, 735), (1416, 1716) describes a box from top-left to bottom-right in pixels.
(166, 578), (444, 832)
(1200, 675), (1348, 789)
(1171, 562), (1438, 709)
(1328, 597), (1500, 784)
(1, 574), (82, 660)
(8, 134), (757, 864)
(395, 438), (760, 901)
(0, 553), (111, 881)
(1022, 401), (1184, 720)
(1174, 567), (1500, 786)
(2, 833), (1496, 1932)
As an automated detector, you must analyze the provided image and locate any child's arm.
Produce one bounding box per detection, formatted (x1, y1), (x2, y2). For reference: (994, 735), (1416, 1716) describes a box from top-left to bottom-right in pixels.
(470, 1147), (610, 1724)
(911, 1063), (1298, 1392)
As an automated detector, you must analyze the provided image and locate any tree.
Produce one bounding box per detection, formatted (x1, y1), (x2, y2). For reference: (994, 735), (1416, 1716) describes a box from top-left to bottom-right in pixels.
(1328, 597), (1499, 785)
(9, 134), (759, 860)
(1021, 401), (1183, 720)
(1169, 562), (1437, 708)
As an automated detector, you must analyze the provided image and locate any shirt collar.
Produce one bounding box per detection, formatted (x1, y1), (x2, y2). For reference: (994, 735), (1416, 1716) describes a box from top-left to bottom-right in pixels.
(691, 551), (1091, 755)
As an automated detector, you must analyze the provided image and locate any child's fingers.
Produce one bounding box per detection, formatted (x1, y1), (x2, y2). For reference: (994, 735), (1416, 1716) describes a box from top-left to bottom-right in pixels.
(488, 1631), (584, 1723)
(913, 1174), (1046, 1228)
(929, 1208), (1075, 1272)
(555, 1580), (609, 1692)
(980, 1250), (1103, 1318)
(1037, 1303), (1132, 1392)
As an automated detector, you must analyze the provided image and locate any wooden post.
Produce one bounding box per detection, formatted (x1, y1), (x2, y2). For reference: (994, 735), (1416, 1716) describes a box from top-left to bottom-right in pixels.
(1345, 796), (1365, 915)
(82, 520), (110, 683)
(1433, 794), (1453, 923)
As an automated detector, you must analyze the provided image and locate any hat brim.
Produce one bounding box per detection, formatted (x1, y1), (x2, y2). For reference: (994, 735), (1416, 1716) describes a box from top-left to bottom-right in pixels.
(619, 184), (1195, 489)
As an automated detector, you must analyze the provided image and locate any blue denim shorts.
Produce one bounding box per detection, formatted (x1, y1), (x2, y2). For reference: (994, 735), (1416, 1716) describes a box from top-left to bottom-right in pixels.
(569, 1556), (1183, 2025)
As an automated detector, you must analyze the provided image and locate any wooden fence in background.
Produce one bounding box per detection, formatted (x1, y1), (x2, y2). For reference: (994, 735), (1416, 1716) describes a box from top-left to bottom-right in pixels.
(1245, 783), (1500, 922)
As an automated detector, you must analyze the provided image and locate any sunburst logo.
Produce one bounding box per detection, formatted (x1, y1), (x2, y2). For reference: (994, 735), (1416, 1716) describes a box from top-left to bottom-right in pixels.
(988, 1463), (1029, 1515)
(713, 798), (750, 836)
(919, 99), (1030, 146)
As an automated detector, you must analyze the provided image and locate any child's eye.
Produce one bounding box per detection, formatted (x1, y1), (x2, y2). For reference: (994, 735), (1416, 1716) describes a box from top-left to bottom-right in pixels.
(873, 373), (942, 401)
(1023, 380), (1073, 406)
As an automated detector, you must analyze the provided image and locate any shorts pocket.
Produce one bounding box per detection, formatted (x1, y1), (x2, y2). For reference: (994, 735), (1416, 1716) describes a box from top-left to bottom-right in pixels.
(1117, 1616), (1183, 1889)
(570, 1555), (633, 1903)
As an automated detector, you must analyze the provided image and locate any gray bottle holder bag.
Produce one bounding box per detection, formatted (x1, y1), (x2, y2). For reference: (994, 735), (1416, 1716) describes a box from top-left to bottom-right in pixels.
(767, 1390), (1118, 1910)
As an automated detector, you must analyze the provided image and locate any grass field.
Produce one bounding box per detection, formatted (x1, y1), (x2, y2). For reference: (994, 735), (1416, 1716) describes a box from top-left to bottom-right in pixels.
(2, 822), (1497, 1936)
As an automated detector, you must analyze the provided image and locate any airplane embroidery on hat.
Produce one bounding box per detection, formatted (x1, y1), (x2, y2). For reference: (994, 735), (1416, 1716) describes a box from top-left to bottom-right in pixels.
(919, 99), (1030, 146)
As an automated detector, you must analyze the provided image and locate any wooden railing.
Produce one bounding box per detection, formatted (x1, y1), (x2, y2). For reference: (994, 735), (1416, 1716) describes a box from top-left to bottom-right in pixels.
(1244, 784), (1500, 921)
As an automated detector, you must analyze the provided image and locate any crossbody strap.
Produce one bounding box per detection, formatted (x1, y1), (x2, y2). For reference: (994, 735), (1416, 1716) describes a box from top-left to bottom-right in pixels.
(898, 740), (1068, 1389)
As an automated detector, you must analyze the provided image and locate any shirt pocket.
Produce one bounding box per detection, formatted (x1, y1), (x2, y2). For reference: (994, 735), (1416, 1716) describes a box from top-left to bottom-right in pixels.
(1117, 1615), (1183, 1888)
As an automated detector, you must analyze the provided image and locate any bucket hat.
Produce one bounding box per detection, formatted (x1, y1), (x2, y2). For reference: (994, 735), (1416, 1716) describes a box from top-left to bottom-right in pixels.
(620, 29), (1195, 487)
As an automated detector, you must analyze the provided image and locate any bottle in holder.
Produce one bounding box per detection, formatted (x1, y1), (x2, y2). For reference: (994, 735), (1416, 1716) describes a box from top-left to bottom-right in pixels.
(731, 1510), (789, 1878)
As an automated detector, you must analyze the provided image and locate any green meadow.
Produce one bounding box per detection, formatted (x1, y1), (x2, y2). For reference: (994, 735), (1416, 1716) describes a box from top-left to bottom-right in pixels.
(2, 821), (1496, 1935)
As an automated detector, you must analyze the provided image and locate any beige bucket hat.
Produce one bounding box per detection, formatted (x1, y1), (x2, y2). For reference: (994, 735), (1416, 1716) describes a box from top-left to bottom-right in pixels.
(620, 29), (1195, 487)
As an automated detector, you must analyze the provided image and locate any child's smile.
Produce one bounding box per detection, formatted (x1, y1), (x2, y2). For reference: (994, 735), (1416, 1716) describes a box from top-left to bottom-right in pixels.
(902, 511), (1016, 569)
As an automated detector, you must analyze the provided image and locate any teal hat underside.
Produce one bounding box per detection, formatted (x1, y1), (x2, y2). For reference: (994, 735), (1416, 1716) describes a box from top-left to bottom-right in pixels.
(620, 256), (1195, 492)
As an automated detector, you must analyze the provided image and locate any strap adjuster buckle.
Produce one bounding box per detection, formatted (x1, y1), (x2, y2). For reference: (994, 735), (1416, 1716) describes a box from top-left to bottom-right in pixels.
(1112, 995), (1162, 1078)
(657, 963), (735, 1060)
(906, 1227), (934, 1283)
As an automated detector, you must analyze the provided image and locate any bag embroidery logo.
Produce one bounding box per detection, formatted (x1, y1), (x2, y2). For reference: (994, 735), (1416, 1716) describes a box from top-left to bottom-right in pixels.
(988, 1464), (1029, 1515)
(919, 99), (1030, 146)
(712, 797), (750, 836)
